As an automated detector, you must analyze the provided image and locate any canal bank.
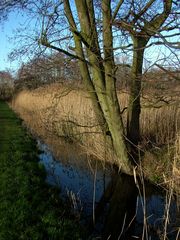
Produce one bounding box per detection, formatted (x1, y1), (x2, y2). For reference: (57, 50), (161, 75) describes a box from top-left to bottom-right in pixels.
(0, 101), (83, 239)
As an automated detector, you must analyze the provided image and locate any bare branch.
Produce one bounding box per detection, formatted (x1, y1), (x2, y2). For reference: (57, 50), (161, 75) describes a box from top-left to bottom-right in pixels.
(132, 0), (156, 23)
(112, 0), (124, 22)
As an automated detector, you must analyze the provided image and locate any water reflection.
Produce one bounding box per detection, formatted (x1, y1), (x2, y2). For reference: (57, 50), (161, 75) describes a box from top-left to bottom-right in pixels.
(38, 141), (178, 239)
(102, 176), (178, 240)
(39, 142), (112, 216)
(101, 174), (137, 240)
(135, 193), (178, 240)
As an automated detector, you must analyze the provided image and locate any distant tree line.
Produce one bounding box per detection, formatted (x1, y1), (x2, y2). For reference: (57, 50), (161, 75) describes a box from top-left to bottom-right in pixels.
(14, 53), (81, 91)
(0, 71), (14, 100)
(0, 54), (179, 101)
(14, 54), (180, 93)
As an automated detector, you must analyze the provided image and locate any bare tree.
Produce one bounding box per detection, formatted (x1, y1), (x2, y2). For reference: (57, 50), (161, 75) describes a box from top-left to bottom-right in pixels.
(15, 53), (81, 90)
(113, 0), (178, 146)
(7, 0), (180, 174)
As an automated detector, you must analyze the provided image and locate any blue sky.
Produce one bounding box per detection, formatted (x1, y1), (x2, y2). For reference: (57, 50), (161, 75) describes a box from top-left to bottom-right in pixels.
(0, 11), (25, 72)
(0, 8), (179, 74)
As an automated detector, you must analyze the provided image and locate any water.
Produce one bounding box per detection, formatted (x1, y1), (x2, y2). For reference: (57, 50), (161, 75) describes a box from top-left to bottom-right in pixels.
(38, 141), (179, 239)
(39, 142), (112, 217)
(135, 194), (178, 239)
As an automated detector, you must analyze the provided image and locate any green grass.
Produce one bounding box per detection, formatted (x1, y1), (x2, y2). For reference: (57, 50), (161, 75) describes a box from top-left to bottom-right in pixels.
(0, 101), (82, 240)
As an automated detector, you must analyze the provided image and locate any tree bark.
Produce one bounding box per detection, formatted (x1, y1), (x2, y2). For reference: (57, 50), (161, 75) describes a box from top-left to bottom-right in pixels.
(67, 0), (133, 174)
(127, 37), (147, 147)
(64, 0), (106, 128)
(102, 0), (132, 173)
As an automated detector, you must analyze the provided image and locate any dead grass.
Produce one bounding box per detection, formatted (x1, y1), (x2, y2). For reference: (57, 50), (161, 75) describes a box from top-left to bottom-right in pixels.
(11, 83), (180, 187)
(12, 85), (118, 163)
(171, 134), (180, 196)
(10, 83), (180, 240)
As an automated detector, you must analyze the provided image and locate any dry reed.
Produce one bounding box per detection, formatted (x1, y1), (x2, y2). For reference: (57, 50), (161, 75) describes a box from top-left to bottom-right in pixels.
(12, 85), (118, 164)
(11, 83), (180, 181)
(10, 83), (180, 239)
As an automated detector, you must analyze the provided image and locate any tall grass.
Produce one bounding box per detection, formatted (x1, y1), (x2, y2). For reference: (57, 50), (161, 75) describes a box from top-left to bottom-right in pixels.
(11, 83), (180, 180)
(11, 83), (180, 238)
(12, 85), (118, 163)
(173, 135), (180, 196)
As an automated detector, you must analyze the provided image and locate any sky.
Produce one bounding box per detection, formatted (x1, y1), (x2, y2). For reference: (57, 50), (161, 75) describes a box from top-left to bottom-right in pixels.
(0, 7), (179, 74)
(0, 11), (25, 72)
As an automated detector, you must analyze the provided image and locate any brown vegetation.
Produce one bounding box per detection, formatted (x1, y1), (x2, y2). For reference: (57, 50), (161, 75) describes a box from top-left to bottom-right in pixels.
(11, 83), (180, 186)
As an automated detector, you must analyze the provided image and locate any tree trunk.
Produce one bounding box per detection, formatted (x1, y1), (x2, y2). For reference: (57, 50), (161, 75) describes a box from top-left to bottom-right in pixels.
(73, 0), (133, 174)
(127, 37), (147, 148)
(126, 0), (173, 148)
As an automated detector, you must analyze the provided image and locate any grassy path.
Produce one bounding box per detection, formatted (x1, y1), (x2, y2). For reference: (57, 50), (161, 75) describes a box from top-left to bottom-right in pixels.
(0, 101), (82, 240)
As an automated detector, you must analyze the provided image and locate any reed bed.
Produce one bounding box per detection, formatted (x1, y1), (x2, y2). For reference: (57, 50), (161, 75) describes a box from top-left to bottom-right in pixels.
(11, 83), (180, 239)
(170, 134), (180, 196)
(11, 83), (180, 174)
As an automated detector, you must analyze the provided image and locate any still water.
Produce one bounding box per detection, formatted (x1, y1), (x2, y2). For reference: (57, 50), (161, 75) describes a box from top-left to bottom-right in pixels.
(38, 141), (179, 240)
(39, 142), (112, 217)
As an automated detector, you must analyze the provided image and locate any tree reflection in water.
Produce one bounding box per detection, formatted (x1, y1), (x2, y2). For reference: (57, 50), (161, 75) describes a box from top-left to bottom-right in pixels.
(38, 141), (178, 240)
